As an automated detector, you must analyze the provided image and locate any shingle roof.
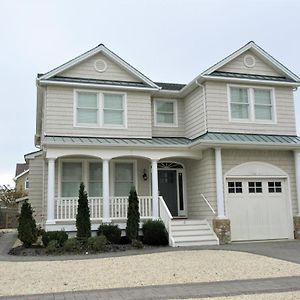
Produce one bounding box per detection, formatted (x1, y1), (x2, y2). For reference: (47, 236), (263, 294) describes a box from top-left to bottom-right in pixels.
(43, 133), (300, 148)
(210, 71), (294, 82)
(15, 163), (29, 177)
(155, 82), (186, 91)
(44, 76), (152, 88)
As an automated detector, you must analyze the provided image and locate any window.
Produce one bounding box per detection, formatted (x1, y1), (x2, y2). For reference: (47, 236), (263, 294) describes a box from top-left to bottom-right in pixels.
(229, 86), (274, 122)
(114, 163), (134, 196)
(75, 91), (126, 127)
(89, 162), (102, 197)
(248, 181), (262, 193)
(25, 177), (29, 190)
(103, 94), (124, 126)
(76, 92), (98, 125)
(268, 181), (282, 193)
(61, 162), (82, 197)
(154, 100), (177, 126)
(228, 181), (243, 193)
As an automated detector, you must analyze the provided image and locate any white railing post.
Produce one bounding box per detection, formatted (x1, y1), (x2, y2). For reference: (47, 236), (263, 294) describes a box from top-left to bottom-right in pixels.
(46, 158), (55, 224)
(295, 151), (300, 215)
(215, 148), (226, 218)
(151, 159), (159, 219)
(102, 159), (111, 223)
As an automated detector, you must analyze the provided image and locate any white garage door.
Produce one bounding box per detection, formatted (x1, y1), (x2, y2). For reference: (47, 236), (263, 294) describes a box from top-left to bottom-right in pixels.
(226, 178), (290, 241)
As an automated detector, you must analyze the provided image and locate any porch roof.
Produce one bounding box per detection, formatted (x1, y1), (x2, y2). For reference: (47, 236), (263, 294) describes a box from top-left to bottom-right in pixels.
(43, 133), (300, 148)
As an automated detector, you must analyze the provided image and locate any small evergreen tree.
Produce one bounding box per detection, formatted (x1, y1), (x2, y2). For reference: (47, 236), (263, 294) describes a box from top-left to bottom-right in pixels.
(126, 187), (140, 241)
(17, 201), (37, 247)
(76, 183), (91, 239)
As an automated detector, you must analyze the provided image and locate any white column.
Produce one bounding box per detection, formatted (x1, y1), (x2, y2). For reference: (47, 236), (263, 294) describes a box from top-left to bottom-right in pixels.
(295, 151), (300, 215)
(151, 159), (159, 219)
(215, 148), (225, 218)
(46, 158), (55, 224)
(102, 159), (111, 223)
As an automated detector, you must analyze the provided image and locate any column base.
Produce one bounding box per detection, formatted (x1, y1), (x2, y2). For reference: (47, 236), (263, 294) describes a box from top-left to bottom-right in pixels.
(293, 216), (300, 239)
(212, 218), (231, 245)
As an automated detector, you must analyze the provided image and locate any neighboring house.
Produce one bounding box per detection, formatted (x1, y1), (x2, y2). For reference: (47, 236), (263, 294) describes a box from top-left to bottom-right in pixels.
(13, 163), (29, 210)
(25, 41), (300, 246)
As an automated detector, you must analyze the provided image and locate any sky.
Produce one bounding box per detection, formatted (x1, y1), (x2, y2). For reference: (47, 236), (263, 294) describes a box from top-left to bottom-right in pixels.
(0, 0), (299, 185)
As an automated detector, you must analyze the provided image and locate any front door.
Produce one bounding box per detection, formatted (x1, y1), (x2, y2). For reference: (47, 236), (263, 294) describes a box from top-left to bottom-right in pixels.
(158, 170), (178, 216)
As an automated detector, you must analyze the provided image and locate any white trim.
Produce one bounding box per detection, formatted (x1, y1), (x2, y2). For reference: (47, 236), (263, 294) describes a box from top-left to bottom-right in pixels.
(294, 151), (300, 215)
(94, 59), (107, 73)
(24, 150), (43, 160)
(215, 148), (226, 218)
(38, 44), (160, 89)
(244, 54), (256, 68)
(153, 99), (178, 127)
(73, 89), (127, 129)
(15, 196), (29, 203)
(227, 84), (277, 124)
(13, 169), (29, 181)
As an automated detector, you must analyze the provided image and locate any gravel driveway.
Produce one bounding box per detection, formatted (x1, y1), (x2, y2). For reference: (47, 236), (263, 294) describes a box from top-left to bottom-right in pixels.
(1, 250), (300, 297)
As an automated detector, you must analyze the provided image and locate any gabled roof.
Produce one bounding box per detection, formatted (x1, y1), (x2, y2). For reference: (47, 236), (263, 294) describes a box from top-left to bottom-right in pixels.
(202, 41), (300, 82)
(38, 44), (160, 89)
(15, 163), (29, 177)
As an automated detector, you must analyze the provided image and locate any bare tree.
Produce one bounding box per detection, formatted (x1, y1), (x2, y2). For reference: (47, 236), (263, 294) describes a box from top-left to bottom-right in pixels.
(0, 185), (27, 207)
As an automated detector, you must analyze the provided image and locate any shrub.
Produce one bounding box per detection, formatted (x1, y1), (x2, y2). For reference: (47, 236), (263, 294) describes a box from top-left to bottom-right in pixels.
(46, 240), (60, 254)
(17, 201), (37, 247)
(131, 239), (143, 249)
(63, 238), (82, 252)
(42, 231), (68, 247)
(76, 183), (91, 239)
(97, 224), (121, 244)
(126, 187), (140, 241)
(87, 235), (107, 252)
(142, 220), (168, 246)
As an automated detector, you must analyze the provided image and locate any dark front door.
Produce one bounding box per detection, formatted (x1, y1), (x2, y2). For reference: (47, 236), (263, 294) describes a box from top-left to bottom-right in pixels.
(158, 170), (178, 216)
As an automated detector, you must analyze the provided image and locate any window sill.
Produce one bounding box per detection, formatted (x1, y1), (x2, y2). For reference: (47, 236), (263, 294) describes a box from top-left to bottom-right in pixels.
(229, 119), (276, 125)
(154, 123), (178, 128)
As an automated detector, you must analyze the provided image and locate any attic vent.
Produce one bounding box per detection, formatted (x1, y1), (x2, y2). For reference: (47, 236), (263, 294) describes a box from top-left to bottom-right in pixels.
(94, 59), (107, 72)
(244, 55), (256, 68)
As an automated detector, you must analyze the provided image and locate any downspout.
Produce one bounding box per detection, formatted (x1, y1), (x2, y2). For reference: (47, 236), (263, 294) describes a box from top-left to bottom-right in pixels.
(195, 79), (207, 133)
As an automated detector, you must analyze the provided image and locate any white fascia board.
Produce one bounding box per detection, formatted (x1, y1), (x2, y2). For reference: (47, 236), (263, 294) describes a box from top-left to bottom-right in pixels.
(38, 45), (159, 89)
(38, 80), (159, 92)
(24, 150), (43, 160)
(13, 169), (29, 181)
(202, 75), (300, 87)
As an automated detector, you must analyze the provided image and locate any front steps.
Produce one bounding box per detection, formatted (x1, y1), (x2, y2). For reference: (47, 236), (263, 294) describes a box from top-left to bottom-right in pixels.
(170, 219), (219, 247)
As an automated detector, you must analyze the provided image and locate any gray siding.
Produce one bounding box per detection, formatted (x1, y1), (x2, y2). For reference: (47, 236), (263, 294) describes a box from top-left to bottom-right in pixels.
(60, 53), (139, 82)
(218, 50), (281, 76)
(28, 155), (45, 225)
(45, 86), (152, 138)
(152, 98), (185, 137)
(205, 81), (297, 135)
(184, 87), (206, 139)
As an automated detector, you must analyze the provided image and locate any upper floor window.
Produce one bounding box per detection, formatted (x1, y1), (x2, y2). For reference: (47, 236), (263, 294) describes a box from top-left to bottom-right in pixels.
(154, 99), (178, 127)
(24, 177), (29, 190)
(229, 86), (275, 123)
(75, 90), (126, 128)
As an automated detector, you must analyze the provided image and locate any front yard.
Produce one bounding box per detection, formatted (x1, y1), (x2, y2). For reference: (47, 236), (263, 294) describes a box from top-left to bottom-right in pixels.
(1, 250), (300, 296)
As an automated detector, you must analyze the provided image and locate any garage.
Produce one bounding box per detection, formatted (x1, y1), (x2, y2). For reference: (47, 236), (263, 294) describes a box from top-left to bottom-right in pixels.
(225, 162), (292, 241)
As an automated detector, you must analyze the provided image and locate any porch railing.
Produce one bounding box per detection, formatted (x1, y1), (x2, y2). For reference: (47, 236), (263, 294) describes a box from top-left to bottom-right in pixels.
(158, 196), (174, 246)
(55, 196), (153, 221)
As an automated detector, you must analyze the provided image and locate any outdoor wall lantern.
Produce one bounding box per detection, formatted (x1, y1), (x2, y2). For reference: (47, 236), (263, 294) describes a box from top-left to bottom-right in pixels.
(142, 169), (148, 181)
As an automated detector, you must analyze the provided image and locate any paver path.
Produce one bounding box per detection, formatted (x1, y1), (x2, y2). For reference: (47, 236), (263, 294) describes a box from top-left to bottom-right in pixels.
(1, 276), (300, 299)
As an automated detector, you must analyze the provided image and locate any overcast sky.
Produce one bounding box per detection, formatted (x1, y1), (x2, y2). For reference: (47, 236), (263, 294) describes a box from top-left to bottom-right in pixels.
(0, 0), (299, 185)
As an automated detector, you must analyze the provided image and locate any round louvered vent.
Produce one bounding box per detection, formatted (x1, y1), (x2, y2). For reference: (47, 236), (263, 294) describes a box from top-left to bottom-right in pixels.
(244, 55), (256, 68)
(94, 59), (107, 72)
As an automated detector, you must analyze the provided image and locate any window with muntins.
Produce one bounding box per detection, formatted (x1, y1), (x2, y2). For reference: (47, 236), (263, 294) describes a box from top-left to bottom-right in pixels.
(248, 181), (262, 193)
(268, 181), (282, 193)
(228, 181), (243, 193)
(229, 86), (274, 122)
(76, 91), (126, 127)
(155, 100), (177, 126)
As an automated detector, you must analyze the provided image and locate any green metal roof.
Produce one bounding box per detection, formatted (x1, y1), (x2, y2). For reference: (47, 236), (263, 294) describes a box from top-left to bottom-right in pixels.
(43, 133), (300, 148)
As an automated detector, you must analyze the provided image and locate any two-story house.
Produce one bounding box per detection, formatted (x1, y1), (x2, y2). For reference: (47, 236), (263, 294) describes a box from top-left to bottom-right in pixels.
(25, 41), (300, 246)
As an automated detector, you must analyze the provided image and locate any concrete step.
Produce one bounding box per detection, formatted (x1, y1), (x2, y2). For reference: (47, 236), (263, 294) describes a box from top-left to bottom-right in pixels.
(173, 235), (217, 243)
(171, 219), (208, 226)
(172, 224), (210, 231)
(174, 239), (219, 247)
(172, 229), (212, 237)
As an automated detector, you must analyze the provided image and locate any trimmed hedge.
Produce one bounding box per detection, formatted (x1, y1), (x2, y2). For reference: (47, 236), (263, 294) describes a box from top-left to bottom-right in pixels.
(142, 220), (168, 246)
(42, 231), (68, 247)
(87, 235), (107, 252)
(63, 238), (82, 252)
(97, 224), (121, 244)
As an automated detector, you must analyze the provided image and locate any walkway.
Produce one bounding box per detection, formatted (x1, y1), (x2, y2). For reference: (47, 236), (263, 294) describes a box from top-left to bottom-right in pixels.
(1, 276), (300, 299)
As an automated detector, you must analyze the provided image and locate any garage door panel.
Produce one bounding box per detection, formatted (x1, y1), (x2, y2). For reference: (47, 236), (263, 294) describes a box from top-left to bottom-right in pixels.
(226, 178), (290, 241)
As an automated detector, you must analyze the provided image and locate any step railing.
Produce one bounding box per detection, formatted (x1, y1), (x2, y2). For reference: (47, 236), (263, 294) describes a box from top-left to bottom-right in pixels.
(200, 193), (216, 215)
(158, 196), (175, 246)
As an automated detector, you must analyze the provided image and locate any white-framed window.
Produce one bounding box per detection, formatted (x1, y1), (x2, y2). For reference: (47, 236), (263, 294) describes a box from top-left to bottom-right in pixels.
(75, 90), (127, 128)
(268, 181), (282, 193)
(228, 85), (275, 123)
(24, 177), (29, 190)
(154, 99), (178, 127)
(61, 162), (83, 197)
(88, 162), (102, 197)
(248, 181), (262, 193)
(228, 181), (242, 194)
(114, 162), (135, 196)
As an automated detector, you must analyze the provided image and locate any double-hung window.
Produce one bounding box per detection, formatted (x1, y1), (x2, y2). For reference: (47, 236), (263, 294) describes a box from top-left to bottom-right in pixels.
(88, 162), (102, 197)
(114, 162), (134, 196)
(75, 91), (126, 127)
(154, 100), (177, 126)
(61, 162), (82, 197)
(229, 86), (274, 123)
